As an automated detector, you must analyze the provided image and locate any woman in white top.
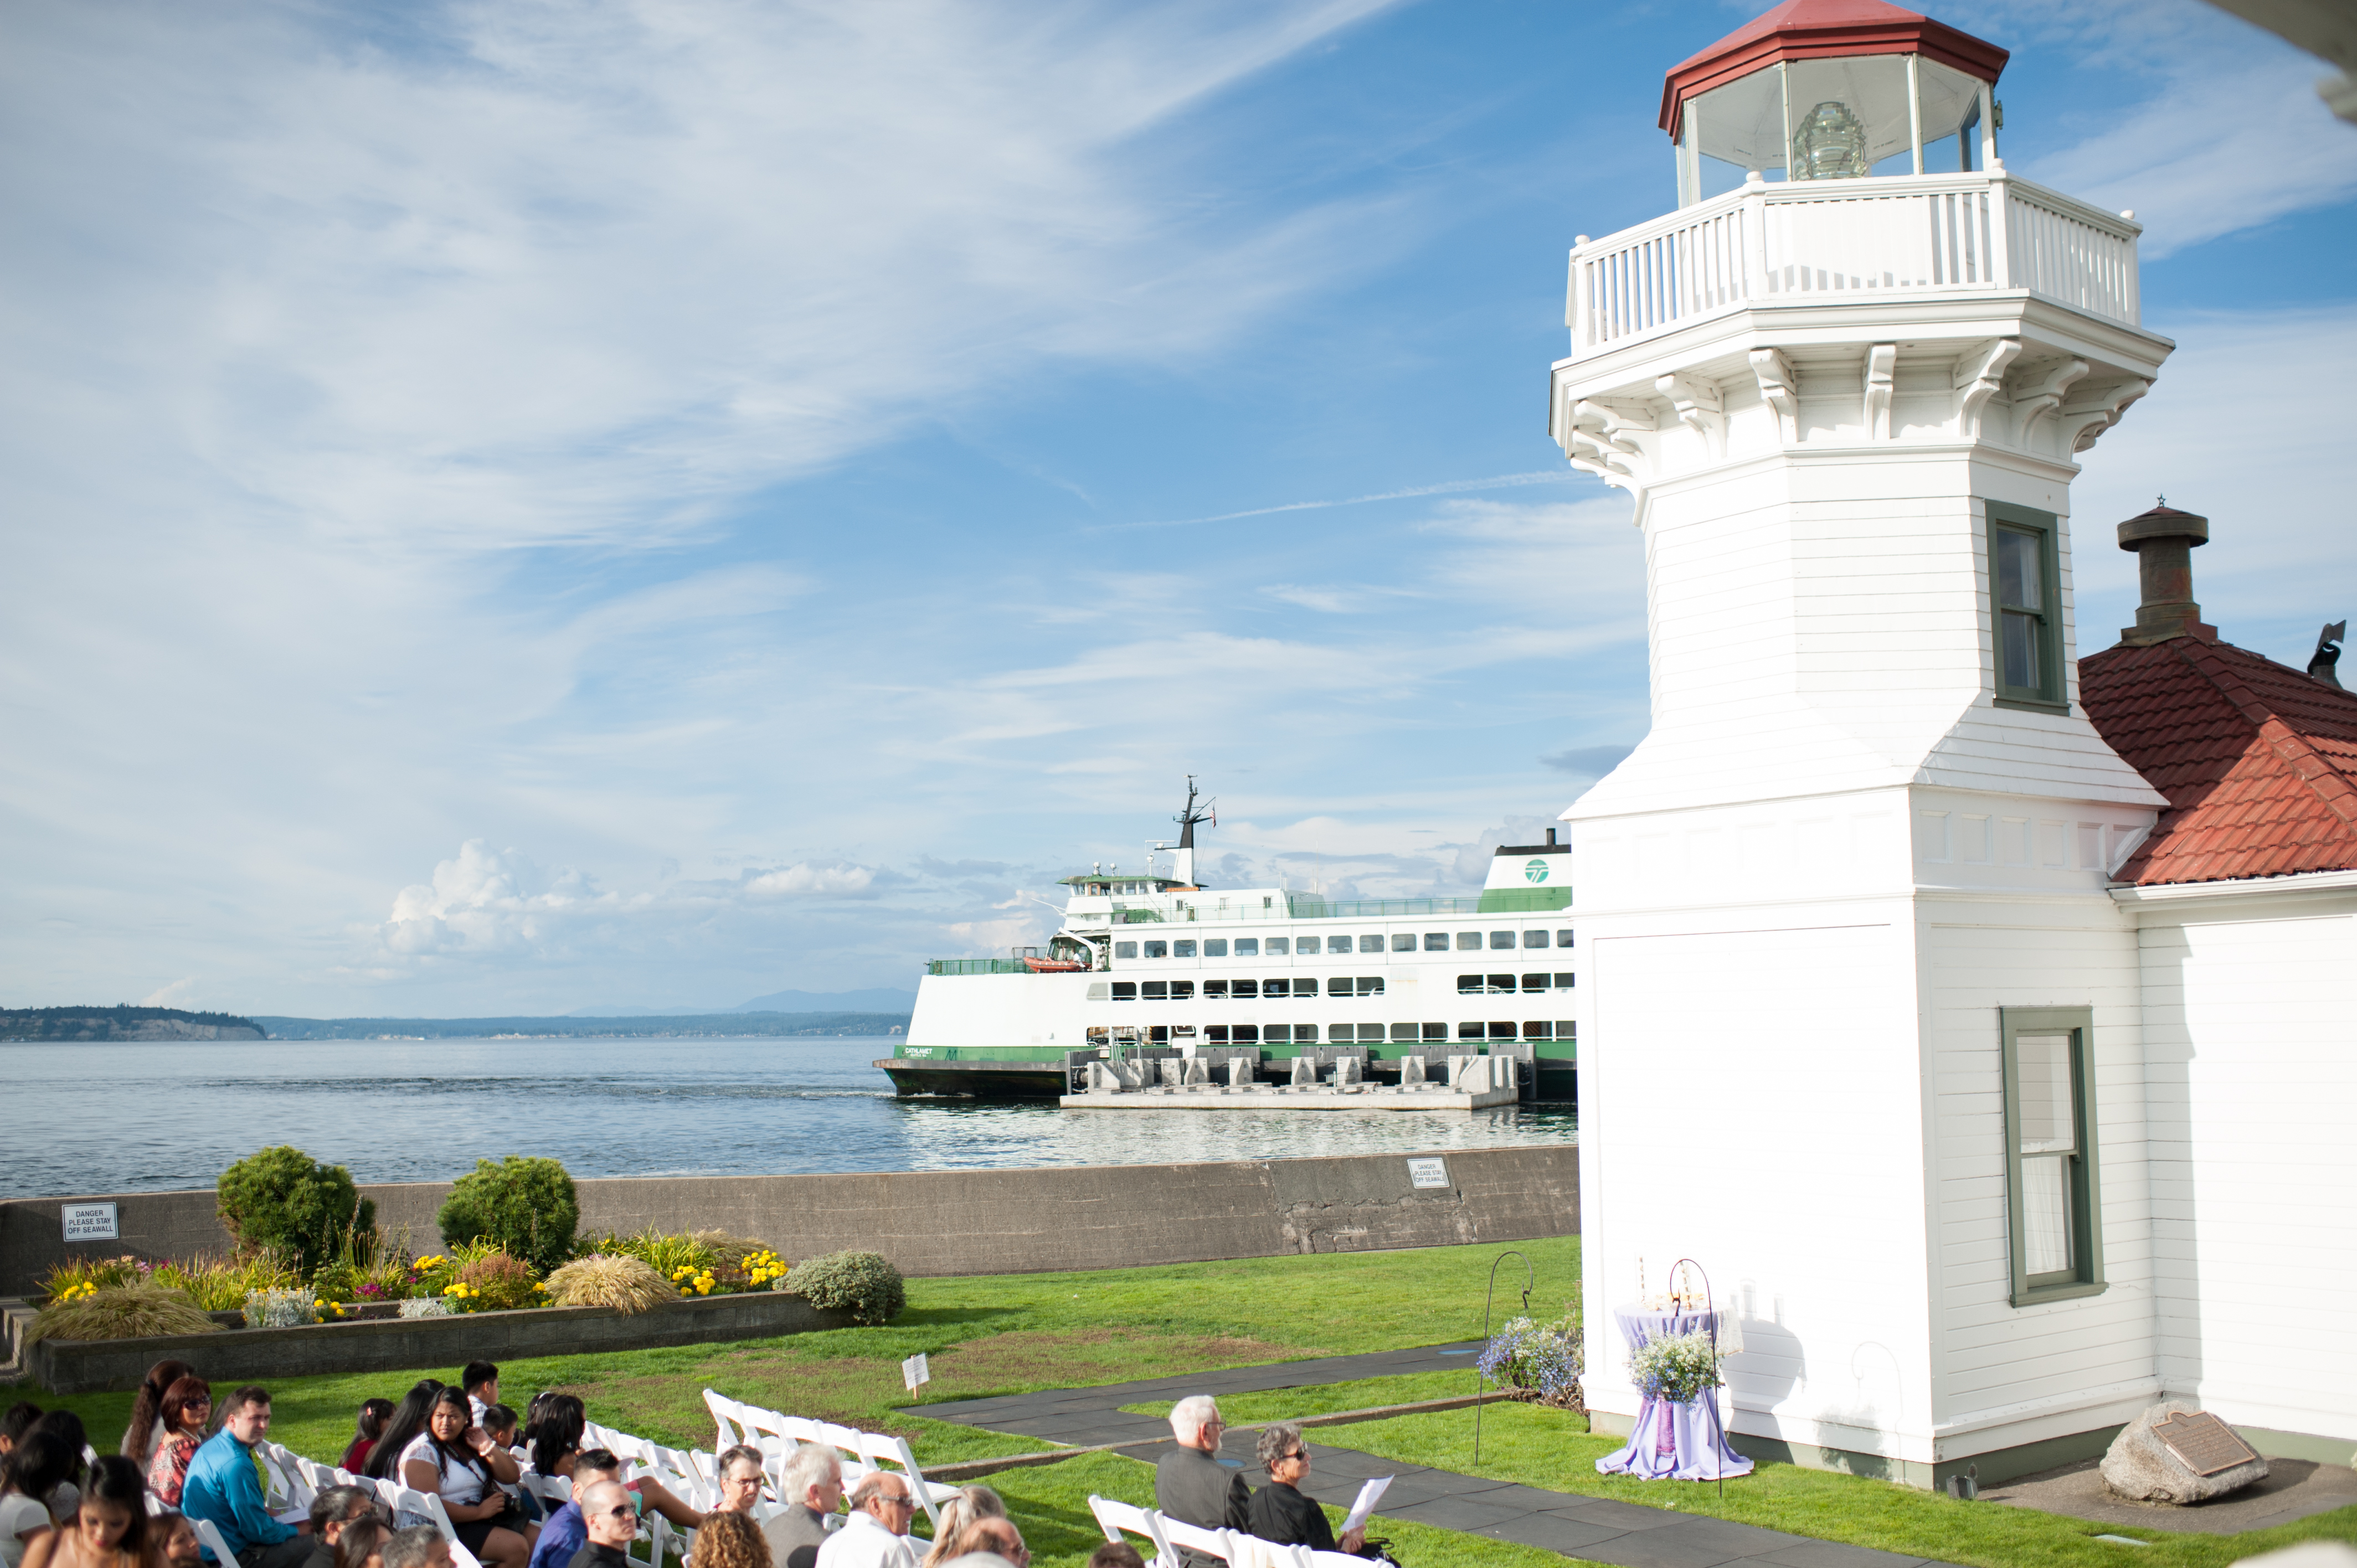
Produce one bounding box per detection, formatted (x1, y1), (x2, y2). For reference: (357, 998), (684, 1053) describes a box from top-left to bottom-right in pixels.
(397, 1389), (535, 1568)
(0, 1436), (76, 1568)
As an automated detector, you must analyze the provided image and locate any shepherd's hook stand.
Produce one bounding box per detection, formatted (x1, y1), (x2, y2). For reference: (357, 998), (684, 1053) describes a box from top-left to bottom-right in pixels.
(1471, 1249), (1532, 1466)
(1667, 1257), (1725, 1505)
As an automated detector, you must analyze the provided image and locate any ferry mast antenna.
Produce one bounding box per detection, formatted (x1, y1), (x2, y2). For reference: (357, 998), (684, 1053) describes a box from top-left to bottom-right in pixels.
(1162, 775), (1214, 888)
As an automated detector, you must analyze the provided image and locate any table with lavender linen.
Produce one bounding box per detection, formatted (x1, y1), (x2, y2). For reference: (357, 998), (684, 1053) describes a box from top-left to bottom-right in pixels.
(1594, 1305), (1754, 1481)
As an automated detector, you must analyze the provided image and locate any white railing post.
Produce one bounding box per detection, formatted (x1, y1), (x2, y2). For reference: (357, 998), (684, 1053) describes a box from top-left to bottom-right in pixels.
(1566, 244), (1586, 352)
(1986, 170), (2014, 290)
(1742, 173), (1768, 304)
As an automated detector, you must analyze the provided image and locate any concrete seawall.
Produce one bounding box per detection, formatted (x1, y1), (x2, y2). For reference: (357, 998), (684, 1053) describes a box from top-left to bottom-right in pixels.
(1, 1145), (1577, 1295)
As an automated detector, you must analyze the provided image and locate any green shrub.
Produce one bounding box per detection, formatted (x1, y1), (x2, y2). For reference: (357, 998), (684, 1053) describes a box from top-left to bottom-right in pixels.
(436, 1156), (578, 1272)
(455, 1251), (544, 1311)
(780, 1250), (904, 1325)
(217, 1146), (376, 1277)
(27, 1286), (223, 1344)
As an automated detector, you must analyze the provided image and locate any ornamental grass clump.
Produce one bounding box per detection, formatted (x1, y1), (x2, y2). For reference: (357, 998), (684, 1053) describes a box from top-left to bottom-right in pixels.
(779, 1250), (904, 1325)
(1629, 1328), (1723, 1404)
(544, 1254), (677, 1315)
(452, 1251), (543, 1312)
(26, 1286), (223, 1345)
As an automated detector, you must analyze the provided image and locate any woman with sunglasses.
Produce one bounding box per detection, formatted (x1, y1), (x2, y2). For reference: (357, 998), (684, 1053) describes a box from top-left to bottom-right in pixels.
(1247, 1425), (1367, 1557)
(144, 1381), (213, 1510)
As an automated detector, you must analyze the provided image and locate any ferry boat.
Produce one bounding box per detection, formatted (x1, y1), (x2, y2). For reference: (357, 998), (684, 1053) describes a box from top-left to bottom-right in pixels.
(878, 782), (1577, 1102)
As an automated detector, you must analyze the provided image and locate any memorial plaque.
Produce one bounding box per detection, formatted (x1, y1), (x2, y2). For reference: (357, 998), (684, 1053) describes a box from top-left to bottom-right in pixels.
(2152, 1411), (2260, 1477)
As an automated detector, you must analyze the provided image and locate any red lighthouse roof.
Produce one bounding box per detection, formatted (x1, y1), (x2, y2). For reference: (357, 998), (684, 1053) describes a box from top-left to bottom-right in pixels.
(1660, 0), (2009, 141)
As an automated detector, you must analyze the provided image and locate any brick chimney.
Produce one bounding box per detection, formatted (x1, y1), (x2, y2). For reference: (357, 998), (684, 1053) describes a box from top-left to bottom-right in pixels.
(2117, 503), (2216, 646)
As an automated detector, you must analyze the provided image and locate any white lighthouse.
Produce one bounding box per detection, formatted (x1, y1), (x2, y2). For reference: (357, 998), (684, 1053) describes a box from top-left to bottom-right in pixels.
(1555, 0), (2183, 1486)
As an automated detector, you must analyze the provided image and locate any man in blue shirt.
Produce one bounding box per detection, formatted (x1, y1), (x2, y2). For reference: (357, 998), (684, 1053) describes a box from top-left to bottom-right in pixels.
(524, 1450), (627, 1568)
(182, 1386), (313, 1568)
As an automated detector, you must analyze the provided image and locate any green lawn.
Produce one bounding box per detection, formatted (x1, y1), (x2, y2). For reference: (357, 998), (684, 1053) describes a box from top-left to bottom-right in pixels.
(1119, 1371), (1484, 1423)
(1336, 1402), (2357, 1568)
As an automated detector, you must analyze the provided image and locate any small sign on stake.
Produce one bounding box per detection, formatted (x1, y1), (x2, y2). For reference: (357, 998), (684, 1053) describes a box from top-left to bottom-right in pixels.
(61, 1203), (119, 1242)
(1407, 1158), (1450, 1190)
(902, 1353), (930, 1392)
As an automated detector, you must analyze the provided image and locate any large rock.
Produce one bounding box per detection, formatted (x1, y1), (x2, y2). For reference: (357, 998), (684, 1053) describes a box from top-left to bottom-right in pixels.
(2101, 1400), (2268, 1504)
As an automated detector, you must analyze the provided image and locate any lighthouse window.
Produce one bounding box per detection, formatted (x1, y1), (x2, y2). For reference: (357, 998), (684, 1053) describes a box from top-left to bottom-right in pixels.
(1359, 934), (1385, 954)
(1489, 931), (1516, 950)
(1203, 981), (1228, 1000)
(1265, 937), (1290, 956)
(1424, 933), (1450, 951)
(1114, 941), (1138, 960)
(1143, 940), (1169, 958)
(1111, 982), (1137, 1001)
(1231, 979), (1258, 999)
(1391, 933), (1416, 952)
(1173, 940), (1196, 958)
(1327, 935), (1352, 955)
(2002, 1006), (2103, 1304)
(1989, 502), (2064, 710)
(1204, 939), (1228, 957)
(1234, 938), (1258, 956)
(1524, 930), (1550, 949)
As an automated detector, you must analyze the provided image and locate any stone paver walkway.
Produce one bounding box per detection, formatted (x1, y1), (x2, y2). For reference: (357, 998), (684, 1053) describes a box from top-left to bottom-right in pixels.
(924, 1343), (1952, 1568)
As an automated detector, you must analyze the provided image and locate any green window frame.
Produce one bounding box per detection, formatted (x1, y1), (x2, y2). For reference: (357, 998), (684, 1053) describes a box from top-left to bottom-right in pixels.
(2000, 1006), (2105, 1305)
(1987, 501), (2065, 711)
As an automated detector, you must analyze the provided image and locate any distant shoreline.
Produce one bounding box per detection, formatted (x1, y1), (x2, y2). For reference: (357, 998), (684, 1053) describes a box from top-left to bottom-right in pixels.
(2, 1005), (909, 1043)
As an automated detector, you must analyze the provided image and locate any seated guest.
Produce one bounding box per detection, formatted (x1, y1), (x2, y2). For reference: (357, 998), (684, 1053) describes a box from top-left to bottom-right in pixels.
(1086, 1547), (1142, 1568)
(1152, 1396), (1248, 1568)
(147, 1379), (214, 1508)
(523, 1448), (622, 1568)
(20, 1455), (157, 1568)
(935, 1518), (1025, 1568)
(812, 1477), (914, 1568)
(154, 1515), (202, 1568)
(0, 1436), (74, 1568)
(378, 1528), (449, 1568)
(123, 1363), (198, 1463)
(331, 1519), (384, 1568)
(528, 1400), (700, 1531)
(182, 1389), (310, 1568)
(1247, 1425), (1364, 1557)
(564, 1484), (634, 1568)
(395, 1388), (535, 1568)
(300, 1489), (379, 1568)
(361, 1386), (445, 1487)
(341, 1404), (395, 1477)
(683, 1511), (765, 1568)
(460, 1368), (500, 1431)
(22, 1417), (88, 1526)
(915, 1490), (1003, 1568)
(759, 1445), (841, 1568)
(475, 1411), (537, 1523)
(708, 1448), (766, 1517)
(0, 1406), (39, 1463)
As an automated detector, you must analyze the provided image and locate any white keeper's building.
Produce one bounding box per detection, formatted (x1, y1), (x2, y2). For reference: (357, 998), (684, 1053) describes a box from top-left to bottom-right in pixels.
(1557, 0), (2357, 1487)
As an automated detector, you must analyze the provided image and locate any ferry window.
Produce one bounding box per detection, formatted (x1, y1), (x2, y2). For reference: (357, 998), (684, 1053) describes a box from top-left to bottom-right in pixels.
(1266, 937), (1289, 955)
(1203, 981), (1228, 1000)
(1359, 934), (1384, 953)
(1489, 1022), (1516, 1040)
(1147, 1026), (1169, 1043)
(1556, 972), (1576, 988)
(1327, 976), (1353, 997)
(1087, 983), (1109, 1001)
(1115, 941), (1137, 960)
(1233, 1025), (1259, 1044)
(1234, 938), (1259, 956)
(1521, 973), (1550, 992)
(1459, 1022), (1484, 1040)
(1111, 982), (1137, 1001)
(1489, 930), (1515, 950)
(1263, 978), (1289, 998)
(1327, 935), (1352, 955)
(1263, 1025), (1290, 1043)
(1144, 940), (1169, 959)
(1174, 940), (1197, 958)
(1206, 1026), (1230, 1043)
(1558, 929), (1576, 947)
(1232, 979), (1258, 999)
(1525, 1021), (1553, 1039)
(1205, 939), (1228, 958)
(1488, 974), (1515, 994)
(1391, 1023), (1418, 1041)
(1171, 981), (1194, 1000)
(1142, 982), (1167, 1000)
(1391, 933), (1416, 952)
(1422, 1023), (1448, 1041)
(1355, 1024), (1384, 1043)
(1456, 931), (1482, 951)
(1424, 932), (1449, 951)
(1524, 930), (1550, 949)
(1458, 974), (1484, 995)
(1358, 977), (1385, 997)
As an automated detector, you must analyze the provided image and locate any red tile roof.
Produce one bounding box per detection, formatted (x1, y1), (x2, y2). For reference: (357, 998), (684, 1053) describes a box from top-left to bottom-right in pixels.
(2080, 636), (2357, 885)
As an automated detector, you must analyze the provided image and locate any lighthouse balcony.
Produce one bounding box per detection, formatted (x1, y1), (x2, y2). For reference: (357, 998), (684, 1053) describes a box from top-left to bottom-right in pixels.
(1566, 168), (2139, 364)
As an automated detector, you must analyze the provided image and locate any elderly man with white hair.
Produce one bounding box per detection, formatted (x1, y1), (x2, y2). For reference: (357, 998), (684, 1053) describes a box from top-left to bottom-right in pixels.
(762, 1442), (846, 1568)
(1152, 1396), (1249, 1567)
(812, 1472), (918, 1568)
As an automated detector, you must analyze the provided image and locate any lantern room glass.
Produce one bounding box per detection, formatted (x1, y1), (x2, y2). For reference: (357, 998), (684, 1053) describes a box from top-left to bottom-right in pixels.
(1676, 53), (1996, 205)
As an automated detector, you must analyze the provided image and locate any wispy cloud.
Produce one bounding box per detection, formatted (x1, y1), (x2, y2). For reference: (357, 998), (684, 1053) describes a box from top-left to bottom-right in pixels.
(1086, 470), (1580, 532)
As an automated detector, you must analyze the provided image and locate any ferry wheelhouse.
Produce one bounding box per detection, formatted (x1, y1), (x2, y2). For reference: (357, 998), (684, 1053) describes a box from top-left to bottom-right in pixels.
(878, 785), (1577, 1101)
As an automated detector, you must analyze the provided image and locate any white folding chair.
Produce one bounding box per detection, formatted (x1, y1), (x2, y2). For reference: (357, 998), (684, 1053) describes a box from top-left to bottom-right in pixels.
(703, 1389), (752, 1451)
(1088, 1497), (1174, 1568)
(1160, 1517), (1236, 1566)
(856, 1432), (960, 1531)
(188, 1515), (241, 1568)
(372, 1481), (485, 1568)
(814, 1423), (874, 1484)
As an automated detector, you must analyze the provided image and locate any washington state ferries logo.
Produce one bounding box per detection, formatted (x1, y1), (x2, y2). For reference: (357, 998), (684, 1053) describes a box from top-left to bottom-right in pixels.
(1524, 858), (1550, 884)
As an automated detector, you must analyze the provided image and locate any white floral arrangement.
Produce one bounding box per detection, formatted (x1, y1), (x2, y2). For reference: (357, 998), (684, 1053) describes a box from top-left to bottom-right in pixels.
(1628, 1328), (1723, 1404)
(243, 1287), (321, 1328)
(398, 1296), (455, 1319)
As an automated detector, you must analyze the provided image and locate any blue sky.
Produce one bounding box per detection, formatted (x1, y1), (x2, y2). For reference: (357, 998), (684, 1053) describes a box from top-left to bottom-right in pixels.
(5, 0), (2353, 1017)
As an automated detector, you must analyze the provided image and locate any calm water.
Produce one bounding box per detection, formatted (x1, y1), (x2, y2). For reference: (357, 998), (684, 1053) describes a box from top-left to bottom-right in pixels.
(0, 1036), (1575, 1198)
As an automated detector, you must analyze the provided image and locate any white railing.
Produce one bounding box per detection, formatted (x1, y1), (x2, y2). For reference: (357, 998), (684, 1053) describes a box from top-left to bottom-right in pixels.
(1567, 171), (2139, 359)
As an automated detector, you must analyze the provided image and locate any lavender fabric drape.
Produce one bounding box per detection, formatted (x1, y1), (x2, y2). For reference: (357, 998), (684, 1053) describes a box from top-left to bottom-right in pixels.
(1595, 1306), (1754, 1481)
